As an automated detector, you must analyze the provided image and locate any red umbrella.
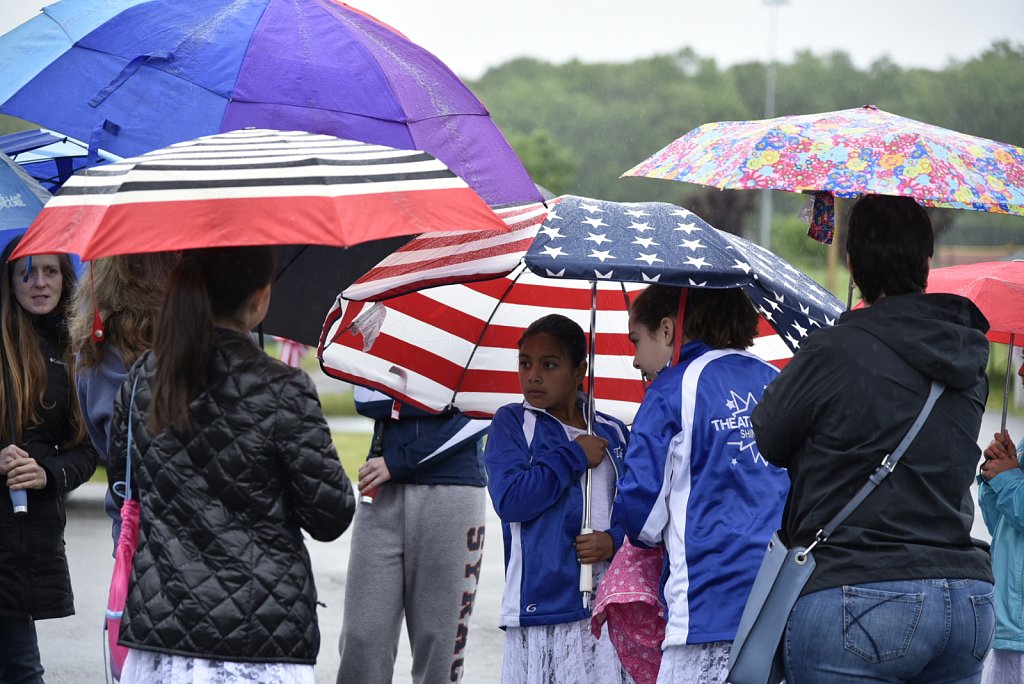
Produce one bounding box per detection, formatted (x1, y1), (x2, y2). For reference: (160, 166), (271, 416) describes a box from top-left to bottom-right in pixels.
(13, 128), (506, 260)
(927, 260), (1024, 429)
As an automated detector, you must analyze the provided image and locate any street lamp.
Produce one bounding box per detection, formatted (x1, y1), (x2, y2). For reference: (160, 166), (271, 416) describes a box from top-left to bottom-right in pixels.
(759, 0), (787, 248)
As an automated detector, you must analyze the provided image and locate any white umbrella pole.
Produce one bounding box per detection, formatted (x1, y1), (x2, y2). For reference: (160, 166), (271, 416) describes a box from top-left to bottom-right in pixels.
(1002, 334), (1016, 433)
(580, 282), (598, 607)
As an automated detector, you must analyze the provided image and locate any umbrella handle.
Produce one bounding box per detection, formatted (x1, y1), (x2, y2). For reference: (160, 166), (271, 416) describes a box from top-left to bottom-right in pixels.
(1003, 333), (1016, 433)
(580, 466), (594, 606)
(579, 527), (594, 602)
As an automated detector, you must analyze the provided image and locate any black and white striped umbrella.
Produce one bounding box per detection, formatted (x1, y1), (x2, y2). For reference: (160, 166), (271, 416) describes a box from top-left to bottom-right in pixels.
(13, 128), (507, 261)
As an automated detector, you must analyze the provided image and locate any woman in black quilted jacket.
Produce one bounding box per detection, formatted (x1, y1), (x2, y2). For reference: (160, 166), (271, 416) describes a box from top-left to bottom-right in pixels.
(107, 246), (356, 684)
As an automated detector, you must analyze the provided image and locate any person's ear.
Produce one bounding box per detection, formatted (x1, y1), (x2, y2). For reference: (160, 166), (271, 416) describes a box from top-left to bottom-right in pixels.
(659, 316), (675, 346)
(576, 360), (588, 387)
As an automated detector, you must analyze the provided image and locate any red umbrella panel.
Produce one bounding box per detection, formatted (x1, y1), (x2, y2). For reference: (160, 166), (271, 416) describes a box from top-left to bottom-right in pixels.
(926, 260), (1024, 430)
(13, 128), (507, 260)
(318, 264), (793, 424)
(926, 261), (1024, 345)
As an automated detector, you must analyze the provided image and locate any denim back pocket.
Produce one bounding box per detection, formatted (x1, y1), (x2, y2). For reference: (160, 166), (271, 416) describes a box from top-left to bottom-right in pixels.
(971, 591), (995, 660)
(843, 585), (925, 662)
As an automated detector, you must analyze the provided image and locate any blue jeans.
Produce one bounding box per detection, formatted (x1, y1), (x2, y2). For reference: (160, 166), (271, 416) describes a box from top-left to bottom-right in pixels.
(0, 616), (44, 684)
(784, 579), (995, 684)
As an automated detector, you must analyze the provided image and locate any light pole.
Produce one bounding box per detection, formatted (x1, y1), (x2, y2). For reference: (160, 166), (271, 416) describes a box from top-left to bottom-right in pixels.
(759, 0), (787, 248)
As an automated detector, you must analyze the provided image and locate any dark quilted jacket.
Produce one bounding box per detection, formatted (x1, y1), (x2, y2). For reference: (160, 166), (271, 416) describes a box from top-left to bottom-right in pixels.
(107, 328), (355, 663)
(0, 313), (98, 620)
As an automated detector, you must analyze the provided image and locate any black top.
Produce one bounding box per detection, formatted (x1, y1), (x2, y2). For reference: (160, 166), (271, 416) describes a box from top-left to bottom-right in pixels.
(108, 328), (355, 663)
(752, 293), (993, 594)
(0, 312), (98, 620)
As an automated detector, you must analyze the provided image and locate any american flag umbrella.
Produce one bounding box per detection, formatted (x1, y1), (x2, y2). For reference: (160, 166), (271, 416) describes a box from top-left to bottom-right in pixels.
(319, 199), (843, 423)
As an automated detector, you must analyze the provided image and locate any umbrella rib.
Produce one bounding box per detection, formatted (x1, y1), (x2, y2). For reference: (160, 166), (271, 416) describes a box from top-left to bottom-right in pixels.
(449, 263), (526, 409)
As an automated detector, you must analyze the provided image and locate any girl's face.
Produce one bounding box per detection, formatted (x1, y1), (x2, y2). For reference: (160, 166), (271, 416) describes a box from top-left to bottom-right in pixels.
(518, 332), (585, 419)
(12, 255), (63, 317)
(628, 314), (674, 381)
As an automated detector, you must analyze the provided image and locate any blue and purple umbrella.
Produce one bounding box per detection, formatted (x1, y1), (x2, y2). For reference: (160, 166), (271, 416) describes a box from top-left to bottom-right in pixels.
(0, 0), (539, 206)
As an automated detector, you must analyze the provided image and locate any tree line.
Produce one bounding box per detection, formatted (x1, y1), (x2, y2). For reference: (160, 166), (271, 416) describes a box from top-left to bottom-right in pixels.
(469, 42), (1024, 260)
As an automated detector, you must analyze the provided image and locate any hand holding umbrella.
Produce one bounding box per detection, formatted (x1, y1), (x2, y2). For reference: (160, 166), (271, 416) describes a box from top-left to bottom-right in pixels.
(573, 432), (611, 593)
(1, 444), (45, 515)
(981, 430), (1020, 481)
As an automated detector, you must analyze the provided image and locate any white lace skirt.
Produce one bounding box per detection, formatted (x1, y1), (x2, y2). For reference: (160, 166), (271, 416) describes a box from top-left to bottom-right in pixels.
(655, 642), (731, 684)
(119, 648), (315, 684)
(502, 582), (635, 684)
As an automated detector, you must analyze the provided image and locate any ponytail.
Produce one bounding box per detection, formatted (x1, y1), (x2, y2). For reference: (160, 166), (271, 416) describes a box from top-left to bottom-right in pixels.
(149, 256), (214, 432)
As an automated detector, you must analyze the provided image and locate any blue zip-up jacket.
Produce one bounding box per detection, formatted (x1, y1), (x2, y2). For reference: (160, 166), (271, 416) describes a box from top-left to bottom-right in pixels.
(354, 387), (488, 486)
(978, 438), (1024, 652)
(485, 400), (629, 628)
(614, 340), (788, 646)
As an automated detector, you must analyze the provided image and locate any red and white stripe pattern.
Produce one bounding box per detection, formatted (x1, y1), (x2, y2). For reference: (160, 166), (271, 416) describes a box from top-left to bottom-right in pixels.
(320, 264), (794, 424)
(320, 265), (647, 422)
(15, 128), (507, 260)
(344, 201), (549, 300)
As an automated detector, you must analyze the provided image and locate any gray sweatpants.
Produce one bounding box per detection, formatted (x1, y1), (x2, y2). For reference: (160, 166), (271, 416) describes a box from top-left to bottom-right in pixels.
(336, 484), (486, 684)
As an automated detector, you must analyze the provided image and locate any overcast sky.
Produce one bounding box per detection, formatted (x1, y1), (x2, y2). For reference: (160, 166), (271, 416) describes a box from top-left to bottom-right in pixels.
(3, 0), (1022, 78)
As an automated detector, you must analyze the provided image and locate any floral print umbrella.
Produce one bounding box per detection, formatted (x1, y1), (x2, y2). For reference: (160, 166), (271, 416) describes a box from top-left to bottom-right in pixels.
(624, 105), (1024, 244)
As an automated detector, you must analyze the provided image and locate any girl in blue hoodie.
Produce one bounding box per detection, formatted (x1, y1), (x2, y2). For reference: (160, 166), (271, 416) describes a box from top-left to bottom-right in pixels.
(485, 314), (631, 683)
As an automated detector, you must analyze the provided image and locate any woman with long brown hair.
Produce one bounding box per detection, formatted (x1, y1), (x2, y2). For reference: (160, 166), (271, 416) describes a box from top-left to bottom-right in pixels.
(69, 253), (177, 547)
(0, 236), (98, 683)
(107, 246), (355, 684)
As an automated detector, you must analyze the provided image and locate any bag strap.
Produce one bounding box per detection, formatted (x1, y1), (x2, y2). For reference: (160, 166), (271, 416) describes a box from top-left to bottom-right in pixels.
(114, 375), (142, 503)
(802, 381), (944, 556)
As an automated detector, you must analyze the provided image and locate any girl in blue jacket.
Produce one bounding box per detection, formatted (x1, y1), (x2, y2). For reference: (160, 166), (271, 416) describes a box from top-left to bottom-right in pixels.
(980, 351), (1024, 683)
(616, 285), (788, 683)
(485, 314), (631, 684)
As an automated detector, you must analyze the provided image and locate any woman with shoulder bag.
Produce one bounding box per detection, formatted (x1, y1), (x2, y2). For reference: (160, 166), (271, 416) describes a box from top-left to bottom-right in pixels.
(752, 195), (995, 683)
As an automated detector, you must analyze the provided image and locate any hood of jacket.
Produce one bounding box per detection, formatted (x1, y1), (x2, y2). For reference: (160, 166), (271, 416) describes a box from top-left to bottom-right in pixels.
(840, 293), (989, 390)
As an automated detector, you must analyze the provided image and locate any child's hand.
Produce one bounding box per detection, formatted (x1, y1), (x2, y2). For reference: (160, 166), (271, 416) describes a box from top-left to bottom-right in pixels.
(574, 531), (613, 564)
(574, 434), (608, 468)
(982, 431), (1020, 481)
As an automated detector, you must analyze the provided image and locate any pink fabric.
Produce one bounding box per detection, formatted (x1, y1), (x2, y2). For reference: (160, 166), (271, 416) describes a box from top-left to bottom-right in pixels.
(106, 498), (140, 681)
(591, 538), (666, 684)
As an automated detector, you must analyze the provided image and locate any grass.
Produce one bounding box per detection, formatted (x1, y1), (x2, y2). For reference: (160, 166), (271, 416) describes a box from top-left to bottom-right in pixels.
(90, 432), (372, 486)
(333, 432), (372, 482)
(319, 391), (358, 417)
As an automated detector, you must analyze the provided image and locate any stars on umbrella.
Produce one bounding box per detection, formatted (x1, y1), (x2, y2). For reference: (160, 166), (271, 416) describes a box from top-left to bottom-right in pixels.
(539, 225), (564, 240)
(524, 196), (845, 356)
